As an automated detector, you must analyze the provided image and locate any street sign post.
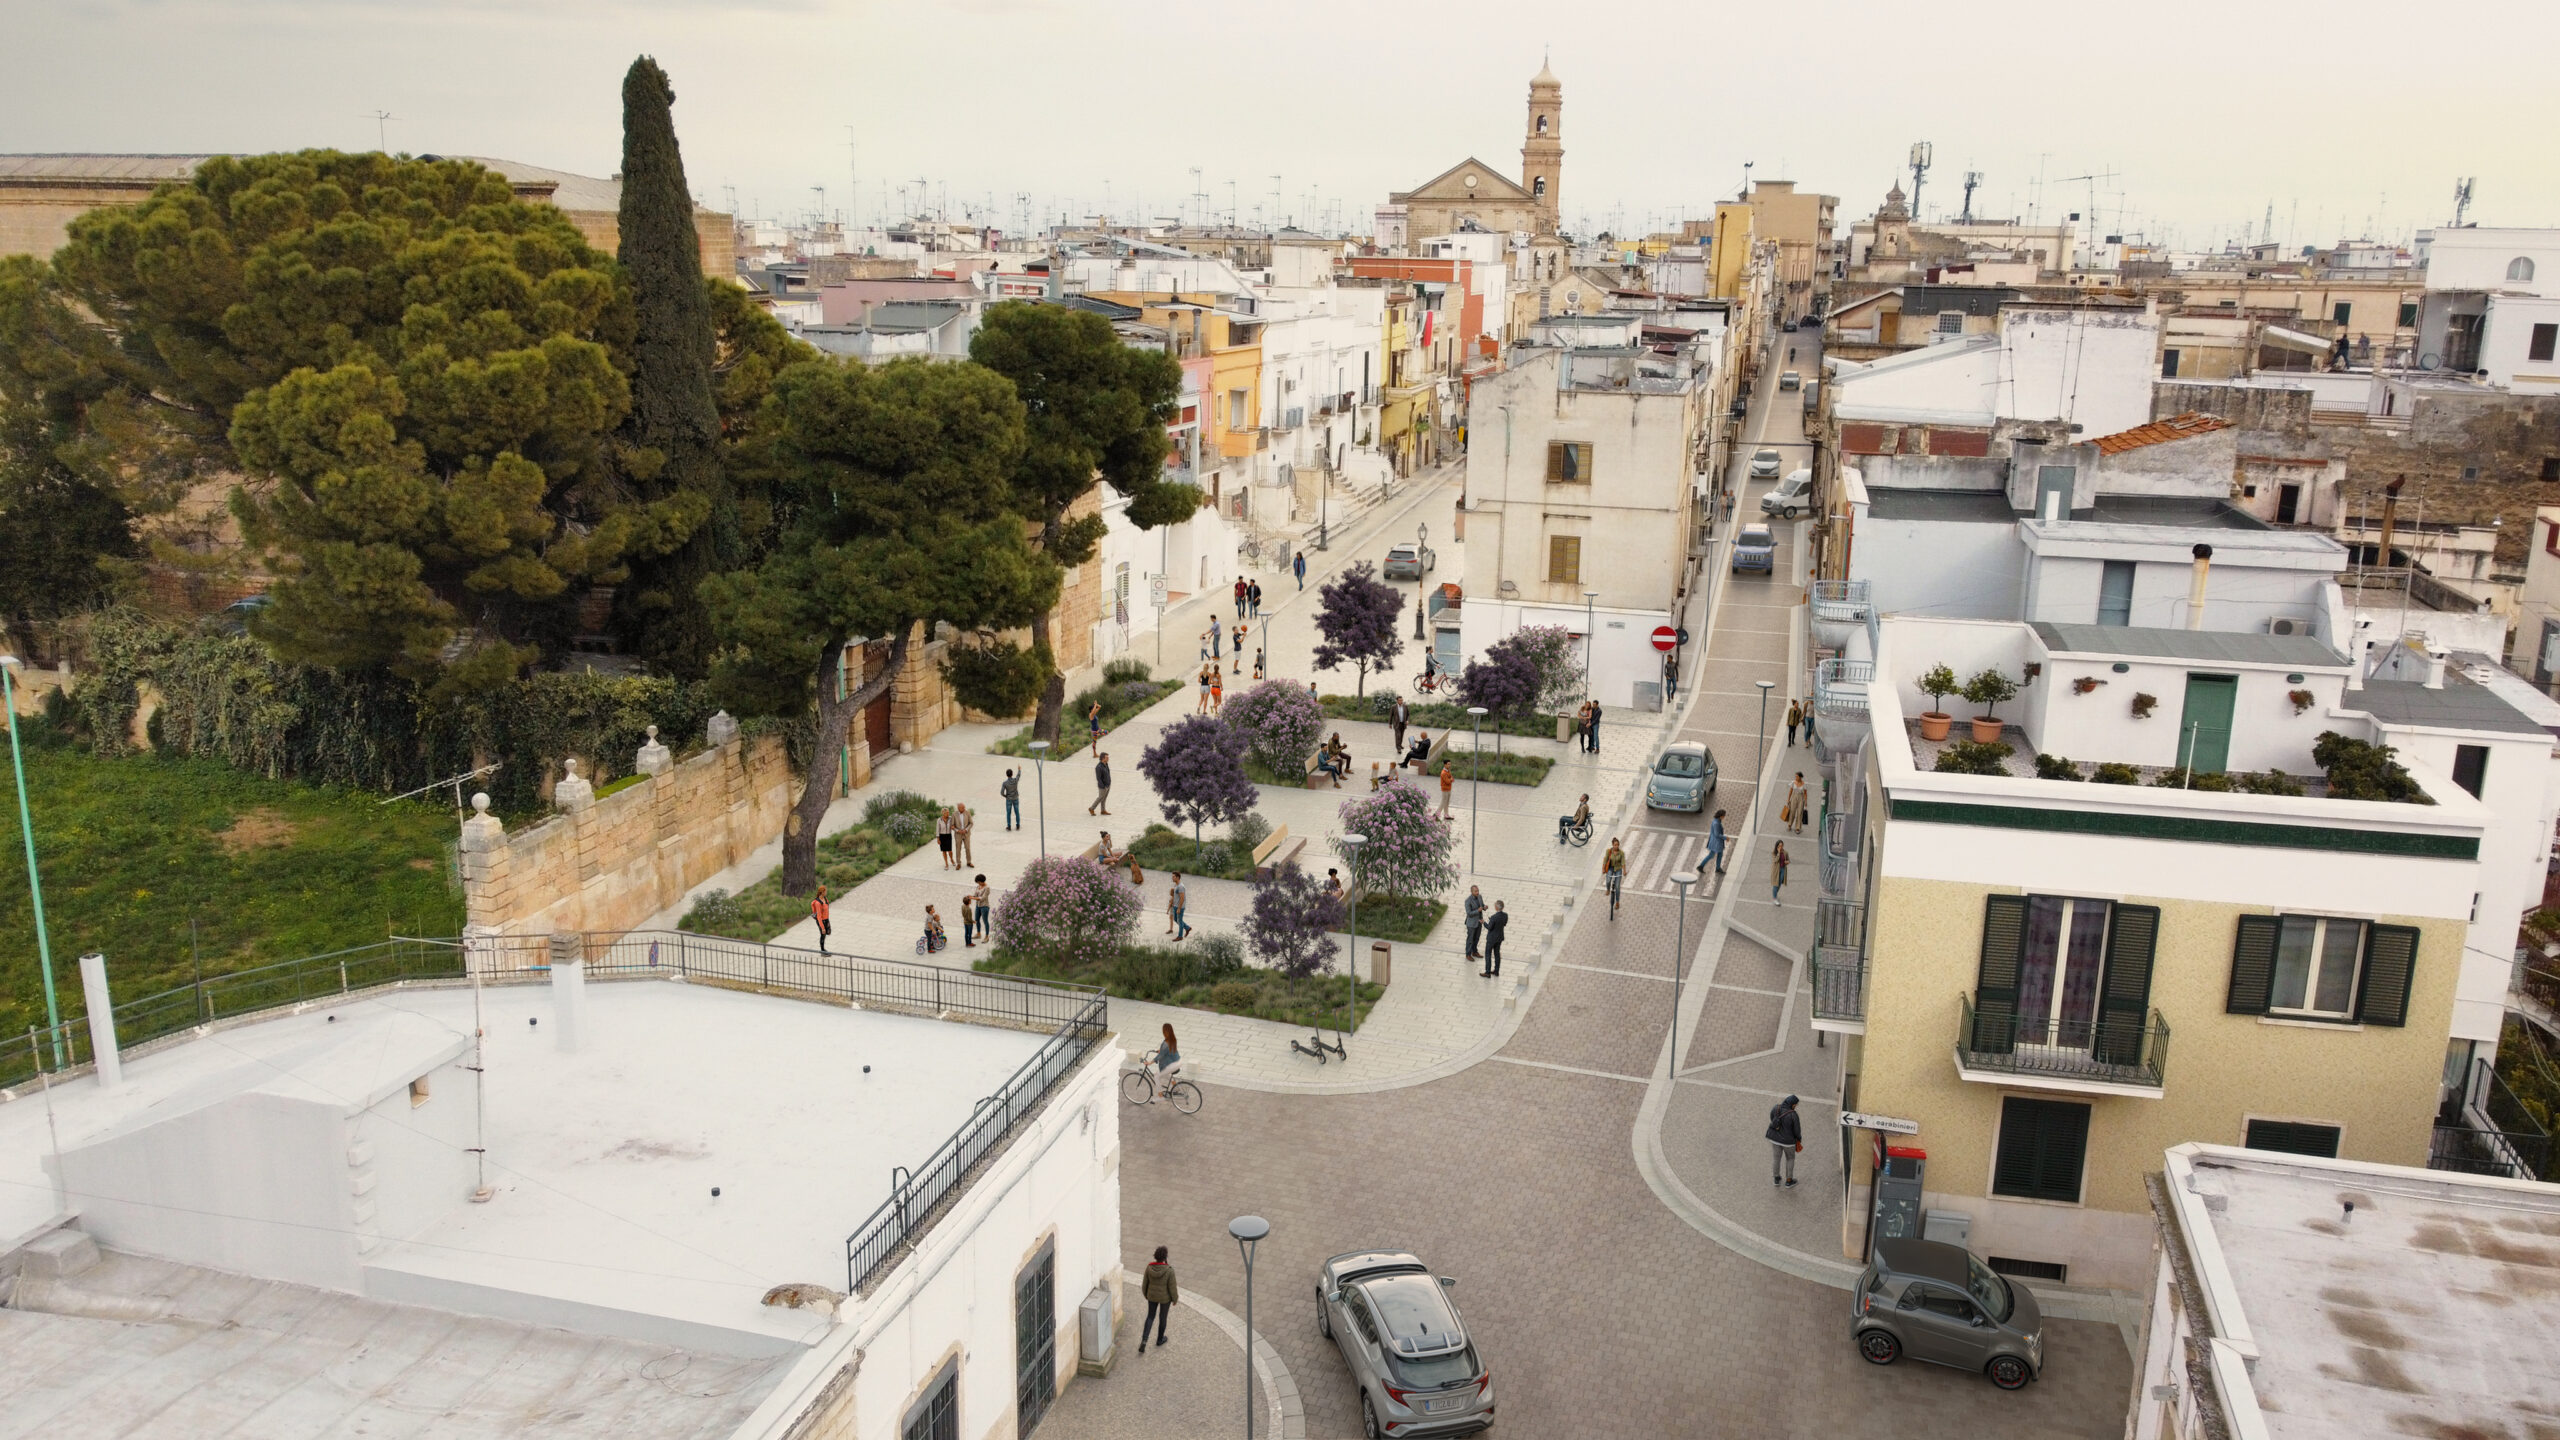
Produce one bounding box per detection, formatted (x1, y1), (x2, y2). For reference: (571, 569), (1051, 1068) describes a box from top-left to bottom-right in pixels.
(1650, 625), (1678, 652)
(1839, 1111), (1920, 1135)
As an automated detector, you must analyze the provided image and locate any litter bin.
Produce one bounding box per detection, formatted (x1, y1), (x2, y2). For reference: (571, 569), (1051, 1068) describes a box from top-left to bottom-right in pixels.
(1369, 940), (1391, 986)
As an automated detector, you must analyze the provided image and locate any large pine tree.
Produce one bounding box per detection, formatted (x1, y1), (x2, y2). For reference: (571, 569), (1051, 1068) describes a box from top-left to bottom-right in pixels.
(610, 55), (725, 676)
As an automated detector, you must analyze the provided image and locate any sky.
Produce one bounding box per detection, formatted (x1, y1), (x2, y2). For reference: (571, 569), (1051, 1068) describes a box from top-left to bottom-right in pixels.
(7, 0), (2558, 253)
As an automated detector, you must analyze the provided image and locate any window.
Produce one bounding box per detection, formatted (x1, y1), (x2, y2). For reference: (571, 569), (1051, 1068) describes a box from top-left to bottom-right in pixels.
(2097, 561), (2135, 626)
(1537, 114), (1549, 134)
(2161, 348), (2181, 378)
(2226, 914), (2417, 1025)
(1936, 310), (1965, 334)
(2333, 301), (2353, 327)
(1228, 389), (1249, 430)
(2545, 457), (2560, 483)
(1992, 1096), (2091, 1203)
(409, 1076), (430, 1107)
(2510, 257), (2538, 283)
(2452, 743), (2488, 798)
(904, 1361), (958, 1440)
(2244, 1119), (2342, 1158)
(1546, 442), (1592, 483)
(1015, 1242), (1057, 1433)
(1547, 535), (1582, 584)
(1533, 176), (1547, 198)
(2530, 323), (2558, 363)
(1971, 894), (2158, 1064)
(2398, 302), (2419, 328)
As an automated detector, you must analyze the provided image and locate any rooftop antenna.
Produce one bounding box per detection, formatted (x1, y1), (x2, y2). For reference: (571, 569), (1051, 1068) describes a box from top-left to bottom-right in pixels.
(1907, 141), (1933, 220)
(1272, 174), (1283, 231)
(845, 125), (857, 230)
(2452, 178), (2475, 228)
(811, 186), (826, 229)
(1958, 169), (1982, 224)
(1739, 159), (1753, 202)
(364, 110), (397, 153)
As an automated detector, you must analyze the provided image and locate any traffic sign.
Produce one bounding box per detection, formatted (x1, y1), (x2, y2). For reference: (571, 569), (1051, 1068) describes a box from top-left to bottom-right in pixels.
(1650, 625), (1678, 652)
(1839, 1111), (1920, 1135)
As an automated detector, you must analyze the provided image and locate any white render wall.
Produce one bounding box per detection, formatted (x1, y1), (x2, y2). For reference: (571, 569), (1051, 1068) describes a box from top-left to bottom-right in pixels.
(2420, 227), (2560, 296)
(1849, 515), (2024, 619)
(2480, 293), (2560, 390)
(1458, 597), (1676, 714)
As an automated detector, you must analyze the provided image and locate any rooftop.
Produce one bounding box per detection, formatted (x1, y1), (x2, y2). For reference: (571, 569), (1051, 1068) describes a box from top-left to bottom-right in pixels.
(2164, 1143), (2560, 1440)
(2031, 621), (2346, 667)
(2355, 673), (2554, 737)
(2089, 411), (2231, 455)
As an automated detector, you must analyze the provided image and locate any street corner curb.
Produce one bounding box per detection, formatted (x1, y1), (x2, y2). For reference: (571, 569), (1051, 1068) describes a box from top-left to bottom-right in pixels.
(1130, 1269), (1305, 1439)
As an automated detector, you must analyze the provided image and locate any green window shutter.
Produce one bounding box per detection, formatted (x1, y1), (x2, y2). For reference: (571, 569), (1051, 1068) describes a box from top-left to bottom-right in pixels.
(2094, 903), (2160, 1067)
(1993, 1097), (2091, 1203)
(2357, 924), (2419, 1027)
(1972, 894), (2030, 1055)
(2243, 1119), (2341, 1158)
(2226, 914), (2282, 1015)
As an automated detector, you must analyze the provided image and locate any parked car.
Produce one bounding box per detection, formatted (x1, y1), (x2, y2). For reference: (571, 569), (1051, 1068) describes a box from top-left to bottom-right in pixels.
(1760, 468), (1813, 519)
(1644, 743), (1719, 812)
(1317, 1250), (1494, 1437)
(1748, 448), (1782, 479)
(1731, 524), (1775, 573)
(1778, 370), (1802, 391)
(1382, 544), (1436, 580)
(1852, 1238), (2045, 1391)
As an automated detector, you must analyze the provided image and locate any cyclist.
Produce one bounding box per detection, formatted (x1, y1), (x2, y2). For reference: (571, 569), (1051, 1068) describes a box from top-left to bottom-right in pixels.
(1602, 838), (1627, 915)
(1556, 793), (1591, 845)
(1145, 1022), (1183, 1096)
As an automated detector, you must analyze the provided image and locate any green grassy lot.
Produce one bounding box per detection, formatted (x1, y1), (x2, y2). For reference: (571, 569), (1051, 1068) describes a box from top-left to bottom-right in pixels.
(976, 943), (1383, 1031)
(1344, 895), (1445, 944)
(679, 792), (944, 941)
(989, 679), (1182, 757)
(0, 724), (464, 1036)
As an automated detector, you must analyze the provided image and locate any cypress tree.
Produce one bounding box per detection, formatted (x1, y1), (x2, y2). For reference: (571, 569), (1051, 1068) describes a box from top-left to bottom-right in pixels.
(612, 55), (725, 676)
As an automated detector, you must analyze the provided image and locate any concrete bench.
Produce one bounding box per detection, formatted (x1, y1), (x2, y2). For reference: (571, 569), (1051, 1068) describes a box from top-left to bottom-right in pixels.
(1250, 823), (1306, 881)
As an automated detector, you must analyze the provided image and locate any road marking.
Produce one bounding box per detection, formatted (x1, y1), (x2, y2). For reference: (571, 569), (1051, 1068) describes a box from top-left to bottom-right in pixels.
(1488, 1055), (1650, 1084)
(1555, 962), (1674, 983)
(1708, 982), (1790, 998)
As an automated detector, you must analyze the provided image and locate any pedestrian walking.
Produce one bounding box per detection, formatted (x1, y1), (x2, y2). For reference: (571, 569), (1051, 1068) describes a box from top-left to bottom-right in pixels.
(936, 806), (956, 869)
(1209, 623), (1222, 660)
(1438, 759), (1455, 817)
(1573, 700), (1591, 752)
(1463, 885), (1485, 960)
(810, 885), (831, 956)
(1230, 625), (1245, 674)
(1001, 768), (1022, 830)
(1089, 753), (1111, 815)
(1766, 1095), (1803, 1187)
(1783, 772), (1809, 835)
(1804, 708), (1818, 751)
(1140, 1245), (1178, 1352)
(970, 874), (991, 949)
(1196, 666), (1212, 714)
(1586, 700), (1604, 754)
(954, 803), (974, 864)
(1293, 551), (1307, 590)
(1250, 580), (1263, 616)
(1233, 576), (1248, 619)
(1703, 809), (1728, 878)
(1253, 648), (1266, 681)
(1771, 839), (1790, 900)
(1166, 873), (1190, 940)
(1210, 670), (1224, 713)
(1785, 698), (1803, 748)
(1481, 900), (1508, 976)
(1088, 699), (1105, 757)
(1390, 696), (1410, 755)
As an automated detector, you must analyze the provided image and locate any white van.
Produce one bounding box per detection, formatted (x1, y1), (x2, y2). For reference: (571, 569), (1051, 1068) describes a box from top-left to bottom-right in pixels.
(1759, 468), (1814, 518)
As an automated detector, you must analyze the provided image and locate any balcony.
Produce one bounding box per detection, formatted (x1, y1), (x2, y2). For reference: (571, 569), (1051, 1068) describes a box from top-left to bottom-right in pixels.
(1956, 995), (2169, 1096)
(1809, 579), (1872, 650)
(1818, 809), (1856, 897)
(1812, 658), (1871, 724)
(1811, 898), (1866, 1031)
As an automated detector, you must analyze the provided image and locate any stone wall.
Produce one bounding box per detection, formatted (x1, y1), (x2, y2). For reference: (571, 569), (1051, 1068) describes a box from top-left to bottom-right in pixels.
(456, 716), (795, 938)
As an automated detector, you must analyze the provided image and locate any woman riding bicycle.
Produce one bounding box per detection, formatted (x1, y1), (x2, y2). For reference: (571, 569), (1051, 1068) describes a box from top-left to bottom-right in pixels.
(1148, 1023), (1182, 1088)
(1602, 838), (1627, 914)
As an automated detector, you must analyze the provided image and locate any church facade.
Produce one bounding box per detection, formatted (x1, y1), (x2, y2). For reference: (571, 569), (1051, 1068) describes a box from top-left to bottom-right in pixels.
(1388, 63), (1565, 242)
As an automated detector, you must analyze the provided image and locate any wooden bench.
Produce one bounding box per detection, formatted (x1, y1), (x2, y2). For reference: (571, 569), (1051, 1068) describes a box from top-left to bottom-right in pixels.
(1250, 823), (1305, 881)
(1399, 730), (1451, 777)
(1305, 751), (1344, 789)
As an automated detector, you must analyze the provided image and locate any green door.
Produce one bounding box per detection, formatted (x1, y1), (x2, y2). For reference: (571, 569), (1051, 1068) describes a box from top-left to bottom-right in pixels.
(2178, 674), (2237, 774)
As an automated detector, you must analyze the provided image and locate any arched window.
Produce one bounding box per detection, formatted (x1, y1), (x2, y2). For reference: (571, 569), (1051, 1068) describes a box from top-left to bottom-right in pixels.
(1533, 177), (1547, 199)
(1536, 115), (1549, 135)
(2510, 256), (2538, 283)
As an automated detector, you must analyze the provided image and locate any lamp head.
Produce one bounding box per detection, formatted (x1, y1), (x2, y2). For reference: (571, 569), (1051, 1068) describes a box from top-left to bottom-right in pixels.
(1755, 679), (1776, 692)
(1028, 740), (1051, 754)
(1228, 1213), (1270, 1245)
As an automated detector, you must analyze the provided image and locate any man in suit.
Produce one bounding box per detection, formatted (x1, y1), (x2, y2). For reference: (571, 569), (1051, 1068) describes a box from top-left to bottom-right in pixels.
(1462, 885), (1485, 961)
(1481, 900), (1508, 977)
(1390, 696), (1410, 755)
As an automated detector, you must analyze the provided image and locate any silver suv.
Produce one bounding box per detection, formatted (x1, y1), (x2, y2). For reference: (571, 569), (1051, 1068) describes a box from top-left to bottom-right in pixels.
(1852, 1238), (2044, 1390)
(1317, 1251), (1493, 1436)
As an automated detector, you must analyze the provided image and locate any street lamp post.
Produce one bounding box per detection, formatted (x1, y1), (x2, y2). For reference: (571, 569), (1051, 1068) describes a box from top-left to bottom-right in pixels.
(1026, 739), (1050, 857)
(0, 657), (63, 1065)
(1412, 521), (1430, 641)
(1466, 706), (1487, 875)
(1668, 872), (1695, 1080)
(1230, 1215), (1271, 1440)
(1339, 832), (1365, 1053)
(1754, 679), (1777, 785)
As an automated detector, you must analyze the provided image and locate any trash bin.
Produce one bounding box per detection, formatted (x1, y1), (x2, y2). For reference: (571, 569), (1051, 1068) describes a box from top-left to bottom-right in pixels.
(1369, 940), (1391, 986)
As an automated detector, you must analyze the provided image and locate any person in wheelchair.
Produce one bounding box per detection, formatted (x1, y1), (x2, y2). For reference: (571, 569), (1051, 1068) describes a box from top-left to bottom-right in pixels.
(1557, 793), (1592, 844)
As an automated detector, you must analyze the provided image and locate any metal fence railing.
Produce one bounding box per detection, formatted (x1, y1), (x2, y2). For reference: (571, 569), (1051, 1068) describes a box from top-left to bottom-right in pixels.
(844, 989), (1110, 1294)
(1959, 994), (2171, 1090)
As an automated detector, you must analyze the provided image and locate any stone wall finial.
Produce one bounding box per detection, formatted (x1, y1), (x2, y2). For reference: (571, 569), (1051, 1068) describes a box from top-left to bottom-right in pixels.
(706, 710), (740, 747)
(553, 758), (594, 813)
(636, 724), (674, 777)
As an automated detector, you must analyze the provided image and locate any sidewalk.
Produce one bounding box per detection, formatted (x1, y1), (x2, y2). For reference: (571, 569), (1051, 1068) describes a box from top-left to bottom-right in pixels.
(1037, 1271), (1298, 1440)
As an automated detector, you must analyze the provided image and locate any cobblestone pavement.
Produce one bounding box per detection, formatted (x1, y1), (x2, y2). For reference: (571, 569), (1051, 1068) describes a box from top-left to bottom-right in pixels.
(1036, 1274), (1291, 1440)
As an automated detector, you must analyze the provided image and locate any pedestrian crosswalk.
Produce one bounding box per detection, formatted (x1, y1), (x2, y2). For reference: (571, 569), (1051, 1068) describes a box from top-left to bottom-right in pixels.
(1606, 826), (1723, 897)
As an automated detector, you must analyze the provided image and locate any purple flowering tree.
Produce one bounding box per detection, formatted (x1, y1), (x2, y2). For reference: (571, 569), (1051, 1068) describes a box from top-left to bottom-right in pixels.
(1503, 624), (1586, 714)
(1243, 861), (1349, 978)
(991, 855), (1141, 968)
(1333, 778), (1459, 900)
(1457, 642), (1538, 749)
(1222, 678), (1325, 775)
(1136, 713), (1258, 858)
(1310, 560), (1405, 696)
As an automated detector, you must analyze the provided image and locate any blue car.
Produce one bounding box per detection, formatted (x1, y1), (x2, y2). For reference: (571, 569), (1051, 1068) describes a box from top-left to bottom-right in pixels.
(1732, 524), (1775, 573)
(1645, 743), (1719, 812)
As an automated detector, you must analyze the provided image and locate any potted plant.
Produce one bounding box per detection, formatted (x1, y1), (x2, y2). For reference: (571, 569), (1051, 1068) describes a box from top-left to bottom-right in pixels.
(2287, 688), (2315, 715)
(2072, 676), (2104, 696)
(1916, 664), (1958, 742)
(2131, 692), (2158, 720)
(1962, 667), (2017, 743)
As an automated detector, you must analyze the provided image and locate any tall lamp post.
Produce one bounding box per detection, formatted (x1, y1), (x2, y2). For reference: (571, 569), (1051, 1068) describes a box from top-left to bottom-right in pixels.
(1339, 832), (1365, 1054)
(1230, 1214), (1271, 1440)
(1026, 739), (1051, 857)
(1754, 679), (1777, 782)
(1412, 521), (1431, 641)
(1466, 706), (1487, 874)
(1668, 872), (1695, 1081)
(0, 656), (63, 1065)
(1583, 590), (1599, 702)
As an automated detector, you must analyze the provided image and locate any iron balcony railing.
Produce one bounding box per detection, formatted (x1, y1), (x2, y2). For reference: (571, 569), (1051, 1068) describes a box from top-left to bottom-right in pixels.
(1809, 579), (1873, 627)
(1819, 809), (1857, 897)
(1810, 898), (1867, 1023)
(1813, 658), (1873, 723)
(2431, 1056), (2552, 1182)
(1958, 994), (2170, 1090)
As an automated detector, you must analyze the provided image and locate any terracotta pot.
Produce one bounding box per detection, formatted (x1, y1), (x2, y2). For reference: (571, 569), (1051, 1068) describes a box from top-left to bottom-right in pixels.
(1918, 711), (1953, 742)
(1970, 716), (2005, 743)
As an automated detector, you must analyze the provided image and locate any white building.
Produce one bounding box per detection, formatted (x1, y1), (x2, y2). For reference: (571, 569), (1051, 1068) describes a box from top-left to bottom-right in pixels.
(0, 939), (1121, 1440)
(1825, 301), (2164, 444)
(2413, 225), (2560, 385)
(2132, 1143), (2560, 1440)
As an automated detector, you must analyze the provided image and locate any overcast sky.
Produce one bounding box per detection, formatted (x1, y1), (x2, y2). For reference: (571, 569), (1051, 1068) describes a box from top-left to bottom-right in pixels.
(9, 0), (2557, 252)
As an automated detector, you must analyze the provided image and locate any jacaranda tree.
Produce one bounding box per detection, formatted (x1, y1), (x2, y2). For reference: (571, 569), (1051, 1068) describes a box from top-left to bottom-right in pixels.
(1311, 559), (1404, 696)
(1136, 713), (1258, 860)
(1243, 860), (1348, 978)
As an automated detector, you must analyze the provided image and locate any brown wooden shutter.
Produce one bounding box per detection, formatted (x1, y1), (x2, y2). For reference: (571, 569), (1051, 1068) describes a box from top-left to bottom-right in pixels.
(2226, 914), (2281, 1015)
(1971, 895), (2029, 1054)
(2093, 903), (2159, 1067)
(1548, 535), (1581, 584)
(2357, 924), (2418, 1027)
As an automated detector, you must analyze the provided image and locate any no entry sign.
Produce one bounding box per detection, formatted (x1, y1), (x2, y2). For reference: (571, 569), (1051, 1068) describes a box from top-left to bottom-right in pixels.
(1651, 625), (1678, 652)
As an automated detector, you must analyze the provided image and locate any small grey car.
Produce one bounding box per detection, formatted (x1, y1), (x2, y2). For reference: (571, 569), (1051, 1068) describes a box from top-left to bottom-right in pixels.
(1382, 543), (1436, 580)
(1731, 523), (1776, 573)
(1852, 1238), (2045, 1390)
(1645, 742), (1718, 812)
(1317, 1251), (1493, 1437)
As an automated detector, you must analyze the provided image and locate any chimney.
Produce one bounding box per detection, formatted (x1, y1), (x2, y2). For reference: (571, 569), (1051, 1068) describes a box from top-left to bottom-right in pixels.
(78, 952), (122, 1088)
(2375, 476), (2404, 570)
(2425, 644), (2448, 690)
(2187, 544), (2213, 630)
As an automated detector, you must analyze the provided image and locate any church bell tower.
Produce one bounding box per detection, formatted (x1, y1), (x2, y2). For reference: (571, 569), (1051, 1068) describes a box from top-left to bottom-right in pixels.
(1521, 61), (1563, 235)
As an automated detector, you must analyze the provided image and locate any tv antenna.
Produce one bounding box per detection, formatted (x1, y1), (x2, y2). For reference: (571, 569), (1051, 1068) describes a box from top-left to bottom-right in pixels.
(2451, 177), (2475, 228)
(1907, 141), (1933, 220)
(1958, 169), (1982, 223)
(2055, 170), (2119, 232)
(363, 110), (397, 153)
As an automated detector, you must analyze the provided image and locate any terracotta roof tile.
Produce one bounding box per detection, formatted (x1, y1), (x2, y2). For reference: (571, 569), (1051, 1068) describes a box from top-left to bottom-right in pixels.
(2090, 411), (2230, 455)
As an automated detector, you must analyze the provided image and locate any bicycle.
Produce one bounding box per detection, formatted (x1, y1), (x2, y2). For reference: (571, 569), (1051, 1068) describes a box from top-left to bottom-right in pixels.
(1604, 869), (1623, 920)
(1122, 1060), (1201, 1113)
(1412, 669), (1444, 695)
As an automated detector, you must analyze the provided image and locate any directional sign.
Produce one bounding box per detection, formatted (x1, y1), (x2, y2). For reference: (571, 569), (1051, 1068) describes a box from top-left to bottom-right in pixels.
(1839, 1111), (1920, 1135)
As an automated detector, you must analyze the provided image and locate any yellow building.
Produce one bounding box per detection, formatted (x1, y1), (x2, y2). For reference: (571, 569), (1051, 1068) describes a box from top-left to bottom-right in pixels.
(1709, 202), (1756, 302)
(1088, 293), (1264, 489)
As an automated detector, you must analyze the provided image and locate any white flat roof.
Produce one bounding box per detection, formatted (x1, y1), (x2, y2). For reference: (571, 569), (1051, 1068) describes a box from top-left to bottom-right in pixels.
(0, 980), (1051, 1356)
(2167, 1144), (2560, 1440)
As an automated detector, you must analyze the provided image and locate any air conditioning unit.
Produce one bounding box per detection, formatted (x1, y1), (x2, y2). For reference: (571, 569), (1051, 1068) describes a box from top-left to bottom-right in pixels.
(2265, 617), (2305, 636)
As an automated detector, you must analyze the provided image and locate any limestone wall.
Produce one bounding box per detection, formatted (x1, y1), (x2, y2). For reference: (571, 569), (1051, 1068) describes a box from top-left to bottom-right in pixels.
(457, 718), (795, 937)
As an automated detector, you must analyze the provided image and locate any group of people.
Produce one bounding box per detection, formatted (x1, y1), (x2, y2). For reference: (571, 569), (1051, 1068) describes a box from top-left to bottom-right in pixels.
(933, 805), (975, 869)
(1459, 886), (1509, 976)
(1572, 699), (1604, 754)
(911, 874), (996, 953)
(1784, 698), (1817, 751)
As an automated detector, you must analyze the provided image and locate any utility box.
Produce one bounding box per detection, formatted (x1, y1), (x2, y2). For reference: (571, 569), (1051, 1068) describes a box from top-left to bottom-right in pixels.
(1865, 1137), (1927, 1259)
(1632, 680), (1663, 713)
(1922, 1209), (1971, 1249)
(1077, 1284), (1116, 1376)
(1369, 941), (1392, 986)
